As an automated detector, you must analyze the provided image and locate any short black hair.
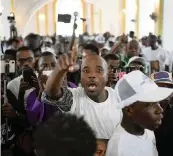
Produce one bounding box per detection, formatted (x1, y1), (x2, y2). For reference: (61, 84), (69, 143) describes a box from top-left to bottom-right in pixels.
(104, 54), (120, 62)
(17, 46), (34, 58)
(34, 113), (97, 156)
(83, 44), (99, 55)
(38, 52), (56, 64)
(18, 46), (32, 52)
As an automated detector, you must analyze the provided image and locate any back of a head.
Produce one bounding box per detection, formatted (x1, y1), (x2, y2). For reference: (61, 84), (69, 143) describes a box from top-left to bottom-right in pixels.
(24, 33), (43, 51)
(34, 113), (97, 156)
(83, 44), (99, 55)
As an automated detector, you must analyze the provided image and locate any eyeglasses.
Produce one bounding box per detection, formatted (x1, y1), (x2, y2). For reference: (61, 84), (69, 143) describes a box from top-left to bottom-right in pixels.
(17, 57), (34, 64)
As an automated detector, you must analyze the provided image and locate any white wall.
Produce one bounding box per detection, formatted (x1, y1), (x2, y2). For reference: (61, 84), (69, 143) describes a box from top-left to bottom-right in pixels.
(96, 0), (121, 36)
(162, 0), (173, 51)
(1, 0), (11, 39)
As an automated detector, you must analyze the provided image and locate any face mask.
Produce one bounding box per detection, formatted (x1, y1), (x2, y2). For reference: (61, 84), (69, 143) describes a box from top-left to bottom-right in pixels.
(43, 70), (53, 76)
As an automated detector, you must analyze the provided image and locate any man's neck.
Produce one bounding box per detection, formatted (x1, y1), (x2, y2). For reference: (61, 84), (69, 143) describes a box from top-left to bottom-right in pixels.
(88, 89), (108, 103)
(121, 116), (145, 136)
(151, 45), (158, 50)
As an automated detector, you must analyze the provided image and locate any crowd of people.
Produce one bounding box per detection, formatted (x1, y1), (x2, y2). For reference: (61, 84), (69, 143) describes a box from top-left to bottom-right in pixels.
(1, 30), (173, 156)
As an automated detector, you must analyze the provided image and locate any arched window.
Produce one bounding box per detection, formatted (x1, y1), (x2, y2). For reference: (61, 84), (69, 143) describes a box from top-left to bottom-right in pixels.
(56, 0), (83, 36)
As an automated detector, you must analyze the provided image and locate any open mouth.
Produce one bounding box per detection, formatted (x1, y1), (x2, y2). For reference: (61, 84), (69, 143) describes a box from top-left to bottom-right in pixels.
(87, 83), (98, 92)
(155, 119), (162, 125)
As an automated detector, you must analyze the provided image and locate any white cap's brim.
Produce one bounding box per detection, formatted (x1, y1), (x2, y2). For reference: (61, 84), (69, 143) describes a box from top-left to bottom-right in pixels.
(126, 57), (146, 67)
(120, 87), (173, 108)
(137, 87), (173, 103)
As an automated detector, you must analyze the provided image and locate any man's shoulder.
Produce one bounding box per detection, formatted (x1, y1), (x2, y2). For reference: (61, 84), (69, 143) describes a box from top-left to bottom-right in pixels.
(107, 126), (127, 156)
(7, 75), (22, 90)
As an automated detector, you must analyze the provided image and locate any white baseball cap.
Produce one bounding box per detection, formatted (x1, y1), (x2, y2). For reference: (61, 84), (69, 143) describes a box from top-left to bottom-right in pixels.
(41, 47), (55, 55)
(115, 70), (173, 108)
(94, 35), (105, 44)
(126, 56), (146, 67)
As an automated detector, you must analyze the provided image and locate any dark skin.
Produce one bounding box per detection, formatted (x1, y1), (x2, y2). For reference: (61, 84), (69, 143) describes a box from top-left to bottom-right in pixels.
(81, 55), (108, 102)
(106, 59), (120, 87)
(148, 35), (158, 50)
(121, 101), (164, 135)
(45, 47), (79, 99)
(37, 55), (57, 92)
(126, 40), (140, 57)
(38, 55), (57, 71)
(45, 48), (108, 103)
(95, 140), (107, 156)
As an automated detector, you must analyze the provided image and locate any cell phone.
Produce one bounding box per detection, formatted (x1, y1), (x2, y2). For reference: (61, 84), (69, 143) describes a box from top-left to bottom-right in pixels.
(0, 60), (15, 74)
(22, 68), (37, 84)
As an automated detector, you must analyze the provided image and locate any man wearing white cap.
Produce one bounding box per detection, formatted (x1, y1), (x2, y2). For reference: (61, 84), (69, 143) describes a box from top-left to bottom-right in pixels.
(126, 56), (147, 74)
(106, 71), (173, 156)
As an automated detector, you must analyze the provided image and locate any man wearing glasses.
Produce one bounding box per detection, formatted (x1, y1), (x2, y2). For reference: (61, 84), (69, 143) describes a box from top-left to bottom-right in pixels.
(2, 46), (37, 156)
(151, 71), (173, 156)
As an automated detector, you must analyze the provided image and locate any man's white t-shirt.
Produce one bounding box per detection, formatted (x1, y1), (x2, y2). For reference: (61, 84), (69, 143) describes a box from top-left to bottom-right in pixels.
(142, 47), (169, 71)
(106, 125), (158, 156)
(42, 87), (122, 139)
(69, 87), (122, 139)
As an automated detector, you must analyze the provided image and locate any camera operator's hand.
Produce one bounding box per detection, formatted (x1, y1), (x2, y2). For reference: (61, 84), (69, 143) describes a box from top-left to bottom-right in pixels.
(2, 103), (17, 118)
(19, 78), (32, 93)
(57, 47), (79, 73)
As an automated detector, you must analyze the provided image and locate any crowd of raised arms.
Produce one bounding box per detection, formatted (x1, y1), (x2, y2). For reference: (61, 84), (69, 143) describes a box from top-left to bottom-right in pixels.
(1, 31), (173, 156)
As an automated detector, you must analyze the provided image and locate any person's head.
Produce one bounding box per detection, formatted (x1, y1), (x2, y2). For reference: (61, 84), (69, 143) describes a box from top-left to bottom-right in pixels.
(115, 71), (173, 131)
(129, 31), (135, 39)
(141, 36), (148, 46)
(16, 46), (35, 72)
(126, 56), (146, 73)
(82, 44), (100, 59)
(104, 54), (121, 73)
(101, 46), (110, 57)
(34, 113), (97, 156)
(7, 38), (21, 50)
(24, 33), (43, 57)
(38, 52), (57, 72)
(148, 35), (157, 47)
(151, 72), (173, 110)
(81, 54), (108, 99)
(95, 139), (108, 156)
(126, 40), (140, 57)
